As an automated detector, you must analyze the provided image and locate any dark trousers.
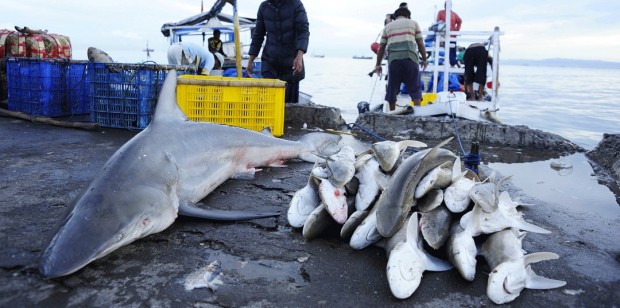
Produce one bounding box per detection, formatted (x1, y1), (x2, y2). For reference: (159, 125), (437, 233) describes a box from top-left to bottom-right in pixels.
(385, 59), (421, 103)
(261, 57), (304, 103)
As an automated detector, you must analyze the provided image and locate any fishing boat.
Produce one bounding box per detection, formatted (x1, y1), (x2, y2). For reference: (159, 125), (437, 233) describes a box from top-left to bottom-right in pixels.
(370, 0), (503, 123)
(160, 0), (257, 74)
(353, 55), (373, 60)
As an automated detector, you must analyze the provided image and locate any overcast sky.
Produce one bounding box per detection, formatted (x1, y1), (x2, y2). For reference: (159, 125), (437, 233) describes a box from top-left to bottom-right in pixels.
(4, 0), (620, 63)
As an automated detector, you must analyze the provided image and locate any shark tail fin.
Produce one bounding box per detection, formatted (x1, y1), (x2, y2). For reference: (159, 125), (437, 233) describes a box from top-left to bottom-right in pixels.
(525, 265), (567, 289)
(298, 132), (342, 163)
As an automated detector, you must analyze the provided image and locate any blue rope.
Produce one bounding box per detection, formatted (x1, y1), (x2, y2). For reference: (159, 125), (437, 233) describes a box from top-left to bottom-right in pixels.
(349, 122), (386, 141)
(450, 114), (481, 174)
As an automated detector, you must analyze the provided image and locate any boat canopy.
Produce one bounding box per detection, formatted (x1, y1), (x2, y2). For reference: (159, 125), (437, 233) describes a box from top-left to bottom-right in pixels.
(160, 0), (256, 43)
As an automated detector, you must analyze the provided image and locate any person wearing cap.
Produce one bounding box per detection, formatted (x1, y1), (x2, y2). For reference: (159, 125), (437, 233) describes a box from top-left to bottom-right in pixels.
(208, 29), (227, 57)
(374, 7), (427, 110)
(167, 42), (214, 75)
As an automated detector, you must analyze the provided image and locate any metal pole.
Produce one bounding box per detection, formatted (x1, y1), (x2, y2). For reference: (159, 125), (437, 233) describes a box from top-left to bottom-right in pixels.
(492, 26), (500, 111)
(443, 0), (452, 93)
(234, 1), (242, 77)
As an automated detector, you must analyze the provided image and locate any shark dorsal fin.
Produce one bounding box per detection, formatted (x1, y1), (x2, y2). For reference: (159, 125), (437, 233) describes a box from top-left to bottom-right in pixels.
(152, 70), (190, 124)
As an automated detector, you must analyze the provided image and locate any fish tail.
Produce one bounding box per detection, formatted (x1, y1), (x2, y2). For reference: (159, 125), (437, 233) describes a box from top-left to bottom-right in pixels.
(298, 132), (342, 162)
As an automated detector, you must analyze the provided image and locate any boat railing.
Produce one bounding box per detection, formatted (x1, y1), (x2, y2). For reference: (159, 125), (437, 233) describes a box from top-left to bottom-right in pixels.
(421, 27), (503, 111)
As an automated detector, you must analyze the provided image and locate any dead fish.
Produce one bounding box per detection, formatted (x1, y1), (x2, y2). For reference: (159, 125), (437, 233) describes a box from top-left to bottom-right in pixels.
(350, 206), (383, 250)
(469, 172), (512, 213)
(353, 156), (382, 211)
(414, 160), (453, 199)
(184, 260), (224, 291)
(302, 204), (336, 240)
(325, 146), (356, 188)
(371, 140), (427, 172)
(420, 205), (452, 249)
(416, 189), (444, 213)
(375, 137), (457, 237)
(15, 26), (48, 35)
(287, 176), (321, 228)
(444, 157), (480, 213)
(479, 228), (566, 304)
(87, 47), (115, 63)
(385, 213), (453, 299)
(318, 178), (348, 224)
(460, 191), (551, 237)
(447, 222), (477, 281)
(340, 210), (369, 240)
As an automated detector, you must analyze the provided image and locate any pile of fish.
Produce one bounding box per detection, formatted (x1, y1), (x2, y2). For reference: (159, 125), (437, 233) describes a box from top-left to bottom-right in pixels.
(287, 137), (566, 304)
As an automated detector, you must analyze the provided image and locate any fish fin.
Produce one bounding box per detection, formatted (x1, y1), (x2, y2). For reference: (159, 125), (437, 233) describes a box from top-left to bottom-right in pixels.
(259, 127), (273, 136)
(452, 157), (463, 183)
(152, 70), (190, 124)
(405, 212), (419, 246)
(374, 170), (390, 191)
(422, 253), (454, 271)
(525, 266), (566, 289)
(179, 203), (279, 221)
(397, 140), (428, 151)
(298, 132), (342, 163)
(407, 213), (453, 271)
(524, 252), (559, 266)
(510, 219), (552, 234)
(231, 168), (260, 180)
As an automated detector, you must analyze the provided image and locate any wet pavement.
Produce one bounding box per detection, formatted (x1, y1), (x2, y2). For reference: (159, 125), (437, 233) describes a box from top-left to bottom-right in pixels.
(0, 116), (619, 307)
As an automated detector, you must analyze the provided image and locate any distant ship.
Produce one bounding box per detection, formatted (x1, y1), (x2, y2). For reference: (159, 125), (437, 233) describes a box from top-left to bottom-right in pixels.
(312, 54), (325, 58)
(353, 55), (373, 59)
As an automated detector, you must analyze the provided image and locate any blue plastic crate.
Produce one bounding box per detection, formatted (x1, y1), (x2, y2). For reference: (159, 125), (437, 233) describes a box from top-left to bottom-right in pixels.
(6, 58), (90, 117)
(89, 62), (197, 130)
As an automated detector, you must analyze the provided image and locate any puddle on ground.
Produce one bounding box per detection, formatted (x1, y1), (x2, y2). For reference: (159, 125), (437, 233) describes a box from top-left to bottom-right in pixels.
(488, 153), (620, 217)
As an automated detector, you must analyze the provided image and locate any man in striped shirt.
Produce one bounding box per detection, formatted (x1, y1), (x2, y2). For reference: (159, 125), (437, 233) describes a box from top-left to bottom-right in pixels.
(374, 7), (427, 110)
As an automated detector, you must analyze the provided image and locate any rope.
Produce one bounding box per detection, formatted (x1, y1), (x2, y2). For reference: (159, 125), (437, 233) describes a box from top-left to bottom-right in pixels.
(449, 113), (481, 174)
(348, 123), (386, 141)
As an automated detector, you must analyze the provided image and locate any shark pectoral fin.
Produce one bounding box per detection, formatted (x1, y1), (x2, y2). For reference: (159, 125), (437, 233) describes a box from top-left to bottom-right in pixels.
(525, 266), (566, 289)
(511, 219), (552, 234)
(397, 140), (427, 151)
(179, 203), (279, 221)
(524, 252), (559, 265)
(231, 168), (263, 180)
(421, 252), (454, 271)
(374, 171), (390, 191)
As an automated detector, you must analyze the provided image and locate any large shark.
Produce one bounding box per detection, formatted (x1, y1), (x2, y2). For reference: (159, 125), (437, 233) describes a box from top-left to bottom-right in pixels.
(40, 70), (342, 278)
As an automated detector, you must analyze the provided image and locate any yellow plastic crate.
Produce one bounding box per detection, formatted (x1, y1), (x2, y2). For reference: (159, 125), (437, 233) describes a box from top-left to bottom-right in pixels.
(407, 93), (437, 107)
(176, 75), (286, 136)
(422, 93), (437, 105)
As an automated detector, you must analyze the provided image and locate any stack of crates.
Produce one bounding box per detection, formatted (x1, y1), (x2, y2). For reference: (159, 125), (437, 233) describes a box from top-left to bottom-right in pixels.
(6, 58), (89, 117)
(89, 63), (196, 130)
(176, 75), (286, 136)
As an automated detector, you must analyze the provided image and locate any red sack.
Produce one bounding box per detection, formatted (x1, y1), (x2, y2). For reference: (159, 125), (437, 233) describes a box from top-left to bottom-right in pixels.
(48, 34), (71, 59)
(25, 34), (46, 58)
(3, 31), (26, 57)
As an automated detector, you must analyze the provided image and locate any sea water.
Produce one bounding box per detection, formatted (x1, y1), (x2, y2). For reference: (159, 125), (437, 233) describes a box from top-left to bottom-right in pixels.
(301, 57), (620, 216)
(301, 57), (620, 150)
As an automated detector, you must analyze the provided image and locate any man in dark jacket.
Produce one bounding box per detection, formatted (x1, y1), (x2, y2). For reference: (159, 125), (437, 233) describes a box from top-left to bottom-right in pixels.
(246, 0), (309, 103)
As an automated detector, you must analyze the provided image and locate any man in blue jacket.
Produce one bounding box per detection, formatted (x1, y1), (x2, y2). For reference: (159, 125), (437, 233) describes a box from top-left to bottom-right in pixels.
(246, 0), (309, 103)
